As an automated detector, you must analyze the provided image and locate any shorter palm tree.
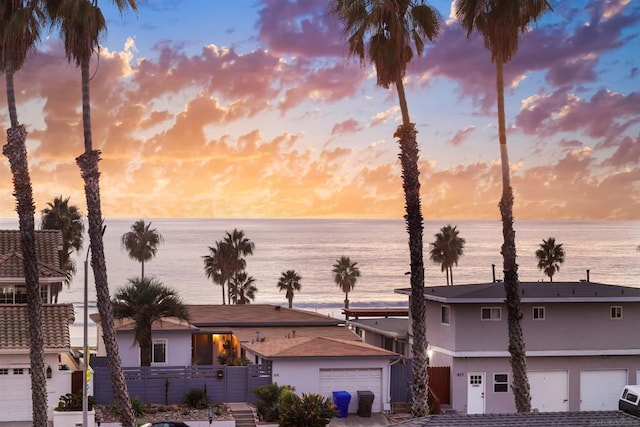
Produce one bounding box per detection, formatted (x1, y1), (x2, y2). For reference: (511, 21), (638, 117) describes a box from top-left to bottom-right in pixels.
(332, 256), (360, 310)
(277, 270), (302, 308)
(224, 229), (255, 304)
(121, 220), (163, 279)
(230, 272), (257, 304)
(203, 240), (235, 305)
(536, 237), (565, 282)
(429, 225), (465, 286)
(111, 277), (189, 366)
(41, 196), (84, 301)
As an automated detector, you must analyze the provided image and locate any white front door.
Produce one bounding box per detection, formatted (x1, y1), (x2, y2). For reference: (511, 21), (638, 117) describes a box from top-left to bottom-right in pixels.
(580, 370), (628, 410)
(467, 372), (485, 414)
(529, 371), (568, 412)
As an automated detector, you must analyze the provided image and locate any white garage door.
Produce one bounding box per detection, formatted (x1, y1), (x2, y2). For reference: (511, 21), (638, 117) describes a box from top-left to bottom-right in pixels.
(319, 368), (383, 414)
(580, 370), (627, 410)
(529, 371), (568, 412)
(0, 368), (32, 421)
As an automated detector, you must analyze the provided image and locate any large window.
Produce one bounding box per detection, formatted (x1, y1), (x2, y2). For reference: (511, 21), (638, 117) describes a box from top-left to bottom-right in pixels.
(481, 307), (501, 321)
(610, 306), (623, 320)
(441, 305), (450, 325)
(494, 373), (509, 393)
(152, 339), (167, 364)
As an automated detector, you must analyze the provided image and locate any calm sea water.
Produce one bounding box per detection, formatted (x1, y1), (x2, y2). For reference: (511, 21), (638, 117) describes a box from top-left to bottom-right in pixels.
(1, 218), (638, 345)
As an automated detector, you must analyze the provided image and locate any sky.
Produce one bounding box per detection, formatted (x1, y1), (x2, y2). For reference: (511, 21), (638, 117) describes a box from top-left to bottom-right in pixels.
(0, 0), (638, 220)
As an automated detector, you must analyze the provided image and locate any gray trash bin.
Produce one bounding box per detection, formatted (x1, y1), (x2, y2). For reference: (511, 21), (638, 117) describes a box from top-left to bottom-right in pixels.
(357, 390), (375, 417)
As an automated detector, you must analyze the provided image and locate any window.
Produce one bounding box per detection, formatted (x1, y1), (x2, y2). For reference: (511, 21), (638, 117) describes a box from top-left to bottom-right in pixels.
(0, 369), (8, 375)
(533, 307), (545, 320)
(481, 307), (501, 320)
(39, 285), (48, 303)
(441, 305), (450, 325)
(494, 373), (509, 393)
(152, 339), (167, 364)
(610, 306), (623, 320)
(13, 368), (24, 375)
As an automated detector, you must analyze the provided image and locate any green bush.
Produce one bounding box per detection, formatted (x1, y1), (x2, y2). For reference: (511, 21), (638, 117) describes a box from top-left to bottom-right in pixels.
(253, 383), (294, 422)
(279, 392), (335, 427)
(55, 392), (95, 411)
(131, 397), (145, 417)
(184, 387), (209, 409)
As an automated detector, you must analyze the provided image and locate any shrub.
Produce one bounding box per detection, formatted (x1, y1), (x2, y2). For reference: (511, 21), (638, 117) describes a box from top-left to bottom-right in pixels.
(55, 392), (95, 411)
(279, 392), (335, 427)
(131, 397), (145, 417)
(184, 387), (209, 409)
(253, 383), (294, 422)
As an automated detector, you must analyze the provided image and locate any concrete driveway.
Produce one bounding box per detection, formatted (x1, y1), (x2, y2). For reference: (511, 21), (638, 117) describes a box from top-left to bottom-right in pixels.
(329, 413), (391, 426)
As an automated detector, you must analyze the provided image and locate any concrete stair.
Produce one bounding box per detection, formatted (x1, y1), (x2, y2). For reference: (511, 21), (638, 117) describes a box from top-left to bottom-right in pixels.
(228, 405), (256, 427)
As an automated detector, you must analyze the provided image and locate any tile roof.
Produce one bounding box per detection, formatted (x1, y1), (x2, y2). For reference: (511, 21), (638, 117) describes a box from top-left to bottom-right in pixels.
(391, 411), (640, 426)
(244, 336), (400, 359)
(0, 230), (65, 279)
(185, 304), (342, 327)
(396, 282), (640, 303)
(230, 325), (360, 343)
(0, 304), (74, 352)
(114, 317), (197, 331)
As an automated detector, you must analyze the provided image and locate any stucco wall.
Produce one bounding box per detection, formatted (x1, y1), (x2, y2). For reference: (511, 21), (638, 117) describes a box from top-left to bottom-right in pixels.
(117, 330), (192, 367)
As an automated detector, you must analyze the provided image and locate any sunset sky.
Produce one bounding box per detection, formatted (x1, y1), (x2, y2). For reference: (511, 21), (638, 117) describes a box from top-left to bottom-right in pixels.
(0, 0), (638, 220)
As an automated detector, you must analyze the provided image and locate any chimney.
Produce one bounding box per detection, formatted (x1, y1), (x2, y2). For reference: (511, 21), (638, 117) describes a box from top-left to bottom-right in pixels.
(256, 331), (260, 341)
(586, 269), (590, 283)
(292, 330), (296, 338)
(492, 264), (496, 283)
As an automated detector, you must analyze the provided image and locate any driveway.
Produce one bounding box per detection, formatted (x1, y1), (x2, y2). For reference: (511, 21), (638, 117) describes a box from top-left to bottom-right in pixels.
(329, 413), (391, 426)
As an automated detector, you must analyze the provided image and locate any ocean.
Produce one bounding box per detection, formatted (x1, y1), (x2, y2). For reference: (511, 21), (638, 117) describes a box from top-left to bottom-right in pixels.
(1, 218), (638, 346)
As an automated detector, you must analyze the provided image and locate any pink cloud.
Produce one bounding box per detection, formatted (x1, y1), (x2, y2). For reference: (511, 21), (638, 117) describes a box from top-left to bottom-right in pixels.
(449, 126), (475, 146)
(331, 119), (362, 135)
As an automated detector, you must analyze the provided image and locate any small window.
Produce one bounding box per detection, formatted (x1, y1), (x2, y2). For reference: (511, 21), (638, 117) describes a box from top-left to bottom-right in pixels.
(152, 339), (167, 364)
(610, 306), (623, 320)
(494, 373), (509, 393)
(0, 369), (8, 375)
(481, 307), (501, 321)
(441, 305), (450, 325)
(533, 307), (545, 320)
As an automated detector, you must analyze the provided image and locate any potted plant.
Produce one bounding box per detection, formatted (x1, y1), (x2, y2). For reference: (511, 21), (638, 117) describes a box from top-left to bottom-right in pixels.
(53, 392), (96, 427)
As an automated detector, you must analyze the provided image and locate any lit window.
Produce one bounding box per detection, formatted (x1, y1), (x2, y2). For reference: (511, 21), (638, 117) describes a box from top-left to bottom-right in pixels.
(481, 307), (501, 321)
(494, 373), (509, 393)
(610, 306), (623, 320)
(152, 340), (167, 364)
(533, 307), (545, 320)
(441, 305), (450, 325)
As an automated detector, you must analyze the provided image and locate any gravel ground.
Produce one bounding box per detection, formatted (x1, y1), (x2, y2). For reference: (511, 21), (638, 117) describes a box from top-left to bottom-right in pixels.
(95, 403), (233, 424)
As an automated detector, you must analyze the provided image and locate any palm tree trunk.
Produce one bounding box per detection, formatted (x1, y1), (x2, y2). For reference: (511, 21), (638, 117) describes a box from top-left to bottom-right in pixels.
(496, 57), (531, 413)
(141, 259), (145, 280)
(288, 297), (293, 309)
(395, 78), (429, 417)
(3, 124), (48, 427)
(77, 55), (137, 427)
(450, 266), (454, 286)
(344, 291), (349, 310)
(140, 337), (152, 367)
(6, 67), (18, 128)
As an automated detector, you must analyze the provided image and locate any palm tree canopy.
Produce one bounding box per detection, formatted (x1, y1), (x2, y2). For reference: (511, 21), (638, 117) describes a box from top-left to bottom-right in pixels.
(536, 237), (565, 278)
(277, 270), (302, 300)
(330, 0), (441, 89)
(121, 219), (163, 264)
(203, 241), (235, 285)
(456, 0), (552, 63)
(230, 272), (257, 305)
(332, 256), (361, 293)
(429, 224), (466, 270)
(224, 228), (255, 264)
(111, 277), (189, 346)
(0, 0), (44, 72)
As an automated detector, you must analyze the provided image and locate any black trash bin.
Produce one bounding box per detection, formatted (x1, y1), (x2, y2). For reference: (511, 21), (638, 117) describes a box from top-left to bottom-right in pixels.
(357, 390), (375, 417)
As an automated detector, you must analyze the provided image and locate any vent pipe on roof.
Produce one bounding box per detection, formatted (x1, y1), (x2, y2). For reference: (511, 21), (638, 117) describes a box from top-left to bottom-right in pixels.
(586, 269), (590, 283)
(256, 331), (260, 342)
(492, 264), (496, 283)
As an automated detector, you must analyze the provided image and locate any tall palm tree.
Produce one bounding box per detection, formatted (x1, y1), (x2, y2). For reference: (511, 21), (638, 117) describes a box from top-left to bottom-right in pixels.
(330, 0), (441, 416)
(0, 1), (47, 424)
(429, 224), (465, 286)
(203, 240), (235, 304)
(121, 219), (163, 279)
(456, 0), (552, 413)
(230, 272), (257, 305)
(332, 256), (360, 310)
(223, 229), (255, 304)
(40, 195), (84, 301)
(112, 277), (189, 366)
(277, 270), (302, 308)
(536, 237), (565, 282)
(46, 0), (138, 424)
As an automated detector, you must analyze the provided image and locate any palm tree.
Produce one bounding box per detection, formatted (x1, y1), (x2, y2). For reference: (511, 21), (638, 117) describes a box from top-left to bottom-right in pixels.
(230, 272), (257, 305)
(40, 195), (84, 301)
(223, 229), (255, 304)
(429, 225), (465, 286)
(456, 0), (552, 413)
(332, 256), (360, 310)
(121, 219), (163, 279)
(46, 0), (138, 424)
(536, 237), (565, 282)
(277, 270), (302, 308)
(111, 277), (189, 366)
(203, 240), (236, 304)
(329, 0), (441, 416)
(0, 1), (47, 424)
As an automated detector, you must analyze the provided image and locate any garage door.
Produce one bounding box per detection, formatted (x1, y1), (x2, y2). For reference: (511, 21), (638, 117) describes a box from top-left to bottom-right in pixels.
(529, 371), (568, 412)
(580, 370), (627, 410)
(319, 368), (383, 414)
(0, 368), (32, 421)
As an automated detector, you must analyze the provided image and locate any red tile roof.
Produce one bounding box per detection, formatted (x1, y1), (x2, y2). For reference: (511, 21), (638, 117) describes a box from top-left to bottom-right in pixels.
(0, 230), (65, 279)
(0, 304), (74, 352)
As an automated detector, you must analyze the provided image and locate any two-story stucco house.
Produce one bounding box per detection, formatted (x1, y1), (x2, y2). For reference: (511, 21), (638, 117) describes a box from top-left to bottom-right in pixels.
(396, 281), (640, 414)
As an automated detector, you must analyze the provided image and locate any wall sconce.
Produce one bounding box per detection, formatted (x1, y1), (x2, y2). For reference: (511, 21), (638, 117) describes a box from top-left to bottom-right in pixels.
(427, 345), (433, 360)
(46, 365), (52, 379)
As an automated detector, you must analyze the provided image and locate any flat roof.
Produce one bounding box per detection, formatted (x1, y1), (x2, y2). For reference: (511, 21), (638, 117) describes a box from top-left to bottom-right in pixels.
(343, 307), (409, 318)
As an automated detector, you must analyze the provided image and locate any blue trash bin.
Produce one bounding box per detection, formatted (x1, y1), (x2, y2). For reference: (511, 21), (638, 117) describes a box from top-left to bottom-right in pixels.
(332, 390), (351, 418)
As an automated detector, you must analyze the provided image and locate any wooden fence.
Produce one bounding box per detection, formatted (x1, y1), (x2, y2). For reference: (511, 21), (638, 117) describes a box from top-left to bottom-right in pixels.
(390, 362), (450, 411)
(92, 361), (272, 405)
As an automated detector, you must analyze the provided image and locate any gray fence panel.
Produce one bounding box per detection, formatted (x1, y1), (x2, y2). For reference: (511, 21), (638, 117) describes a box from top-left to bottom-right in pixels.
(226, 366), (249, 402)
(391, 362), (413, 403)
